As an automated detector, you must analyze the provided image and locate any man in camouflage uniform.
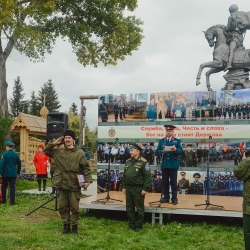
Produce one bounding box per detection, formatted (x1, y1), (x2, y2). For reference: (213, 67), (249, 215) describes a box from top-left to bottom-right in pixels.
(234, 157), (250, 249)
(44, 130), (92, 235)
(122, 143), (152, 232)
(184, 144), (197, 167)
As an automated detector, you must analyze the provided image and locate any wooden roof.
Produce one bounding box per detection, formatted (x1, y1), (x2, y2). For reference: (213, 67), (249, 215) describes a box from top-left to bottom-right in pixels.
(11, 113), (46, 135)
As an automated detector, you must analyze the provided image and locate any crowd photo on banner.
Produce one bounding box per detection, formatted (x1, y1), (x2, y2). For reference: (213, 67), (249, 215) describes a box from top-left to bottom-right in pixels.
(98, 89), (250, 122)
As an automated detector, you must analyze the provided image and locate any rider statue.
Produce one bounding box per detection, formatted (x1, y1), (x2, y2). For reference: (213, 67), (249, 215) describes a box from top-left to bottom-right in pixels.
(224, 4), (250, 71)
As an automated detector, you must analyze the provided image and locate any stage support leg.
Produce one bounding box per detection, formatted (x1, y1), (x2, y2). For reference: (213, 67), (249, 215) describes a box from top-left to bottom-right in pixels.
(152, 213), (163, 225)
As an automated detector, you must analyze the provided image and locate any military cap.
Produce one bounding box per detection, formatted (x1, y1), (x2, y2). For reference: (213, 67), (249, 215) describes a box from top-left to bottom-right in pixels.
(186, 144), (193, 147)
(130, 142), (142, 151)
(164, 125), (176, 130)
(100, 96), (105, 100)
(5, 140), (15, 146)
(193, 173), (201, 178)
(180, 171), (186, 175)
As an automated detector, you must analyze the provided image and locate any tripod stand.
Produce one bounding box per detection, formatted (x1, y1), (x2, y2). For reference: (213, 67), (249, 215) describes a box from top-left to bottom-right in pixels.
(92, 144), (122, 205)
(26, 190), (58, 216)
(195, 139), (224, 210)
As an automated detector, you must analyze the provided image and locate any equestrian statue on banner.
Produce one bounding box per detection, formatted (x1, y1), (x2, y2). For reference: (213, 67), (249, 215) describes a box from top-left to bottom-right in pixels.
(196, 4), (250, 91)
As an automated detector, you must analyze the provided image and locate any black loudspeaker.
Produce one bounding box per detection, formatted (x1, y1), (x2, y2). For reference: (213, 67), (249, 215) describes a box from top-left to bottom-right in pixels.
(46, 112), (68, 142)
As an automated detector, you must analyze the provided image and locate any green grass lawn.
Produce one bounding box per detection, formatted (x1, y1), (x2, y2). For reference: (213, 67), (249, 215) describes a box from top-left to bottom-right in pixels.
(0, 180), (245, 250)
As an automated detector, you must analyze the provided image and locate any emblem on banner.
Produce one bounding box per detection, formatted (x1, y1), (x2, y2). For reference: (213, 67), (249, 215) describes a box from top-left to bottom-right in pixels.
(108, 127), (116, 137)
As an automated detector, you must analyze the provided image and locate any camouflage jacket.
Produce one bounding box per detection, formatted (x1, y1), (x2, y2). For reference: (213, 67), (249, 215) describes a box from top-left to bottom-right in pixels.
(234, 157), (250, 215)
(44, 141), (92, 191)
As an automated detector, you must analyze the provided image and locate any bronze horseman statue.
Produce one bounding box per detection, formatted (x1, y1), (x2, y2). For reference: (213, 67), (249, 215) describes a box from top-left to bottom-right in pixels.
(196, 4), (250, 91)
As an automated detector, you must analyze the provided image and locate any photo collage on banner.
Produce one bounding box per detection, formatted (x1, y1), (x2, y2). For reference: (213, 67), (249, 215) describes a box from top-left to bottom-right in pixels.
(98, 89), (250, 123)
(97, 89), (250, 199)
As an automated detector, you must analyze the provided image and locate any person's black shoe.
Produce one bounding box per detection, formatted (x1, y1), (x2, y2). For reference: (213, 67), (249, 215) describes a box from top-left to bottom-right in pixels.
(161, 198), (169, 203)
(172, 199), (178, 205)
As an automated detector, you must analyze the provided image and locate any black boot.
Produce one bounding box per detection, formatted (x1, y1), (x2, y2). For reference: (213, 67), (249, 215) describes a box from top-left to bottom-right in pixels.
(72, 225), (78, 234)
(43, 179), (47, 191)
(37, 179), (41, 191)
(61, 224), (70, 234)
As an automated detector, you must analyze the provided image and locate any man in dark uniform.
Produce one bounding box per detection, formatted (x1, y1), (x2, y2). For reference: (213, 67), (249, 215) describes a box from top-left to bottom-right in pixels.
(122, 143), (152, 232)
(156, 125), (183, 204)
(178, 171), (189, 194)
(97, 170), (105, 193)
(99, 96), (108, 122)
(0, 140), (21, 205)
(113, 99), (119, 122)
(189, 173), (203, 195)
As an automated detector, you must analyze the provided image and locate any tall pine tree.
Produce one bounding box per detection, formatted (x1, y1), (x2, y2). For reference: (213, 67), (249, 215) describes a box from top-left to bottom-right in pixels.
(29, 90), (40, 116)
(70, 103), (78, 116)
(37, 79), (61, 113)
(9, 76), (29, 118)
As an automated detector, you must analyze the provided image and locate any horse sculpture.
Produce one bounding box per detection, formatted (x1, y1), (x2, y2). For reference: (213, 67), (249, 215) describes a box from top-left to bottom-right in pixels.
(196, 25), (250, 91)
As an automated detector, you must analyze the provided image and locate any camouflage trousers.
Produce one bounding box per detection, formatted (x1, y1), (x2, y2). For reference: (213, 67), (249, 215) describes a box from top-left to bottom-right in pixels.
(58, 189), (82, 225)
(125, 186), (145, 230)
(243, 213), (250, 250)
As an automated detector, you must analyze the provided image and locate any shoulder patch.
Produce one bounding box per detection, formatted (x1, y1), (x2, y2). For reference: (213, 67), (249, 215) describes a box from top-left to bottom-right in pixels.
(126, 158), (132, 162)
(140, 157), (147, 162)
(145, 163), (150, 171)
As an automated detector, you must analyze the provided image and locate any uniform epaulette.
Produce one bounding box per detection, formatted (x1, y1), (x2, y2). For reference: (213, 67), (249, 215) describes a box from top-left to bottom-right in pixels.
(192, 150), (196, 152)
(173, 136), (181, 140)
(140, 157), (147, 162)
(126, 158), (132, 162)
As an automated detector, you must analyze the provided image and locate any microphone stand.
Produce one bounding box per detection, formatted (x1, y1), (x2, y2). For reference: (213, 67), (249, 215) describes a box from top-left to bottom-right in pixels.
(26, 189), (58, 216)
(92, 139), (122, 204)
(195, 137), (224, 210)
(149, 138), (173, 207)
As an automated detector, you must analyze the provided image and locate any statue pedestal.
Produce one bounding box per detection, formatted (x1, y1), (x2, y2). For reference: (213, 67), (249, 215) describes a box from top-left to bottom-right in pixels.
(222, 69), (250, 90)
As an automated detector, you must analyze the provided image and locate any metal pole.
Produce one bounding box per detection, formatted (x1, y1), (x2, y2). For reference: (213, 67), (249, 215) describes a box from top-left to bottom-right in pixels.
(79, 99), (84, 146)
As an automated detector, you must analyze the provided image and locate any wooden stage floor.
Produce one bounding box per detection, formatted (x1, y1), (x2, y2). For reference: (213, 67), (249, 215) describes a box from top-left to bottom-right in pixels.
(79, 191), (243, 222)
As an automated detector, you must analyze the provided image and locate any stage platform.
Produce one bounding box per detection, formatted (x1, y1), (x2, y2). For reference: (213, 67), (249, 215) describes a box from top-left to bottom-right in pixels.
(79, 192), (243, 224)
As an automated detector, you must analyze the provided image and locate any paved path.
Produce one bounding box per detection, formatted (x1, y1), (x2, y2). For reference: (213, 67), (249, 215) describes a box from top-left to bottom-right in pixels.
(22, 174), (97, 196)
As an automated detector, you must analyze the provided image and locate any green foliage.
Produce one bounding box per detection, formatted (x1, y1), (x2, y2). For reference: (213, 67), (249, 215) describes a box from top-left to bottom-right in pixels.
(0, 115), (13, 157)
(85, 125), (97, 157)
(0, 0), (143, 66)
(37, 79), (61, 113)
(9, 76), (29, 118)
(70, 103), (78, 116)
(29, 90), (40, 116)
(68, 110), (80, 139)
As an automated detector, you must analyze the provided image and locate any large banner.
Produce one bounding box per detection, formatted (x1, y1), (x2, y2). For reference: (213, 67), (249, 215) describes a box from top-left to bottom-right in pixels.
(96, 90), (250, 200)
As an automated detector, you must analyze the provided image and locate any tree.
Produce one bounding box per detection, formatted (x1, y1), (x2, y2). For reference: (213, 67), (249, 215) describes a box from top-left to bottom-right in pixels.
(0, 115), (13, 158)
(68, 109), (80, 140)
(84, 125), (97, 157)
(9, 76), (29, 118)
(70, 103), (78, 116)
(0, 0), (143, 117)
(29, 90), (40, 116)
(37, 79), (61, 113)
